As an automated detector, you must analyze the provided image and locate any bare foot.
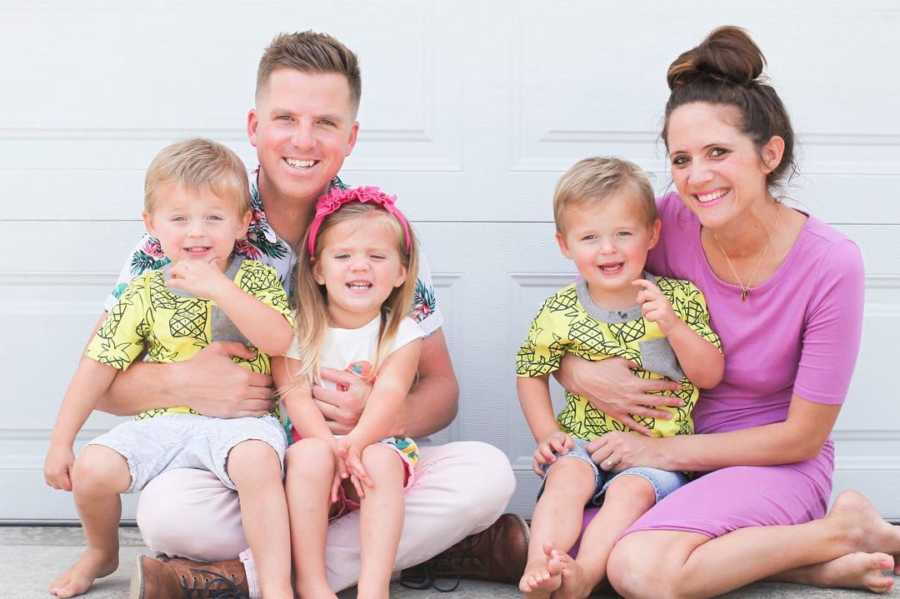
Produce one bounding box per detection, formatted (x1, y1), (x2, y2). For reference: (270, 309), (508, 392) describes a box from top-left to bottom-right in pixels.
(519, 546), (564, 599)
(553, 551), (595, 599)
(827, 491), (900, 563)
(808, 552), (895, 593)
(48, 547), (118, 598)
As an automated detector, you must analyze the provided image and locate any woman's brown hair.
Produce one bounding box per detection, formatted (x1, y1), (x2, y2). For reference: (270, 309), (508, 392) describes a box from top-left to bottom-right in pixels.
(662, 26), (797, 189)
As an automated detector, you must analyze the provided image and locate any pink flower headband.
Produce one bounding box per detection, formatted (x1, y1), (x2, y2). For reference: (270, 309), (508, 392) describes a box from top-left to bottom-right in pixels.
(307, 186), (412, 256)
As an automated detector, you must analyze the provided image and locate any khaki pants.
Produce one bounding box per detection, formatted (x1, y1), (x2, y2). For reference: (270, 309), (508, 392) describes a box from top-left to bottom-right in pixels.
(136, 440), (515, 597)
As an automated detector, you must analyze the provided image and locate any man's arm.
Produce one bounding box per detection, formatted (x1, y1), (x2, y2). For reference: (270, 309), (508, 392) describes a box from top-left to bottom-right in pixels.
(401, 329), (458, 438)
(92, 311), (275, 418)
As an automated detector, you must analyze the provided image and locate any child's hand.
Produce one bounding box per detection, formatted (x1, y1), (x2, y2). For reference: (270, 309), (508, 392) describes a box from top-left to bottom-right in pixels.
(532, 431), (573, 476)
(634, 279), (678, 334)
(44, 444), (75, 491)
(335, 436), (373, 498)
(168, 258), (231, 300)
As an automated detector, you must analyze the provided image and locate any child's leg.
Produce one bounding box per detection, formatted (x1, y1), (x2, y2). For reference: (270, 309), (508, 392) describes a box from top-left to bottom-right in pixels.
(520, 458), (596, 599)
(227, 439), (292, 599)
(554, 474), (657, 599)
(355, 443), (406, 599)
(285, 437), (339, 599)
(49, 445), (130, 598)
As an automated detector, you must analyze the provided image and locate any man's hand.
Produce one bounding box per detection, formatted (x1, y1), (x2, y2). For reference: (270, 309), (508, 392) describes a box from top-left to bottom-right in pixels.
(168, 258), (231, 300)
(313, 368), (372, 434)
(173, 342), (274, 417)
(44, 444), (75, 491)
(558, 355), (682, 436)
(634, 279), (679, 334)
(532, 430), (574, 476)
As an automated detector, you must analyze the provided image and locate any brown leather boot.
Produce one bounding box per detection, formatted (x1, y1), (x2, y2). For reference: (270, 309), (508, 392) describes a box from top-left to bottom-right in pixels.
(401, 513), (530, 587)
(130, 554), (250, 599)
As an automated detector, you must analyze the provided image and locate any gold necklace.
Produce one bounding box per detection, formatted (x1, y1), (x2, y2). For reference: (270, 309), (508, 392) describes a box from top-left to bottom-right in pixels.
(712, 207), (780, 302)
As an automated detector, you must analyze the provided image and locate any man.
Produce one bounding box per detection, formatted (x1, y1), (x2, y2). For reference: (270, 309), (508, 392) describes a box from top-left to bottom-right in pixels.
(94, 31), (527, 598)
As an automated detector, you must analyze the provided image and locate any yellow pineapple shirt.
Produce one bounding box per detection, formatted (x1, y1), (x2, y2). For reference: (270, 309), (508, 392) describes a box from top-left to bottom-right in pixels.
(86, 256), (293, 420)
(516, 274), (721, 440)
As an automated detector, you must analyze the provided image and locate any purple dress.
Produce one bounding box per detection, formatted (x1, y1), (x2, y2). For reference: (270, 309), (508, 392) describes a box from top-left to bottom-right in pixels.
(589, 192), (865, 539)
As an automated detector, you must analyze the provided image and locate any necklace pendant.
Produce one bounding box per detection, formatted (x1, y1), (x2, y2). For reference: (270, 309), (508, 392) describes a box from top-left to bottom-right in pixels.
(740, 288), (750, 302)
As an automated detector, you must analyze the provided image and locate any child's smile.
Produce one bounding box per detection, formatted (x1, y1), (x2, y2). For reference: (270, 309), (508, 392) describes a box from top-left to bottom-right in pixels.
(556, 191), (660, 310)
(314, 214), (407, 329)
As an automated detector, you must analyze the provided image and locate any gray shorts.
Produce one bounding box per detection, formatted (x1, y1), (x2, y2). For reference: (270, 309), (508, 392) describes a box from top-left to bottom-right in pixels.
(539, 438), (687, 505)
(87, 414), (286, 493)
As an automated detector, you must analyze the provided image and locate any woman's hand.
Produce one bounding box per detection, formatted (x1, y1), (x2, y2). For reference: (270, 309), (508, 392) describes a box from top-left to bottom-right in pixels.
(557, 355), (682, 436)
(313, 369), (372, 434)
(587, 431), (664, 471)
(532, 431), (574, 476)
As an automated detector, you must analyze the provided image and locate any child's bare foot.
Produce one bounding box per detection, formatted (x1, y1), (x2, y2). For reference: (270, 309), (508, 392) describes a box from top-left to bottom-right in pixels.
(553, 551), (595, 599)
(519, 545), (564, 599)
(827, 491), (900, 568)
(48, 547), (118, 598)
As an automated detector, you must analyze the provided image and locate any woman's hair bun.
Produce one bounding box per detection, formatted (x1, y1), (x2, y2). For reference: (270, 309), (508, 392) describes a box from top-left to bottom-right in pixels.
(667, 26), (766, 90)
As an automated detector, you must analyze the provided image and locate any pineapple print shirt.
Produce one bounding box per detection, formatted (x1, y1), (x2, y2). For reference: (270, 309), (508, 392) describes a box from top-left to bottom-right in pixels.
(88, 257), (293, 420)
(106, 170), (443, 336)
(515, 274), (721, 440)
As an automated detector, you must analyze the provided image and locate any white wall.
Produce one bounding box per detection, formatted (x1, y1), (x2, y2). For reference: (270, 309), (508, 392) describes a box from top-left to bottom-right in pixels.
(1, 1), (898, 521)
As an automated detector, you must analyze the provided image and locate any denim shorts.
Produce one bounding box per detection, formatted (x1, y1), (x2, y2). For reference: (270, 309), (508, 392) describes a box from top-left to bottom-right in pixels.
(88, 413), (287, 493)
(538, 438), (687, 506)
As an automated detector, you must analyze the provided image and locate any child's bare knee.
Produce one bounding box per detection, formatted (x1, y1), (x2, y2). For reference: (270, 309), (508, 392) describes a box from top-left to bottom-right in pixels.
(285, 438), (335, 476)
(544, 458), (595, 489)
(605, 475), (656, 507)
(361, 444), (402, 475)
(72, 445), (129, 494)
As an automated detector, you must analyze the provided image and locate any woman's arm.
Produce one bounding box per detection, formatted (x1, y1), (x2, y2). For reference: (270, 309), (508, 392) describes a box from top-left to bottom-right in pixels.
(589, 395), (841, 471)
(555, 355), (683, 435)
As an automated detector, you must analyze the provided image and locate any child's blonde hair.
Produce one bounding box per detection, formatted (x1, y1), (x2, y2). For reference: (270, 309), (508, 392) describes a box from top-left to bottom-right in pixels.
(553, 157), (656, 232)
(293, 200), (419, 380)
(144, 138), (250, 214)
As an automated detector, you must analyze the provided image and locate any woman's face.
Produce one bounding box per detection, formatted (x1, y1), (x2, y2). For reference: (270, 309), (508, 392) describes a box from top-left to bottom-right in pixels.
(666, 102), (778, 231)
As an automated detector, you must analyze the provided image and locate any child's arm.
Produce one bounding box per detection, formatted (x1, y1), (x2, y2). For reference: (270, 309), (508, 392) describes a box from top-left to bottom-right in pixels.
(272, 356), (332, 441)
(634, 279), (724, 389)
(168, 260), (293, 356)
(345, 339), (422, 451)
(45, 359), (118, 491)
(517, 375), (574, 475)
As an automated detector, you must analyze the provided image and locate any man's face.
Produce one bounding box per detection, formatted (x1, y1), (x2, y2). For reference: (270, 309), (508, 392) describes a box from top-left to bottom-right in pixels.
(247, 69), (359, 207)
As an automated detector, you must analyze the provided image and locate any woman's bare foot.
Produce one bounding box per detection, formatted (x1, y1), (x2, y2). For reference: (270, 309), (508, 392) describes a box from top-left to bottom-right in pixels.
(804, 552), (895, 593)
(519, 545), (564, 599)
(553, 551), (595, 599)
(827, 491), (900, 563)
(48, 547), (118, 598)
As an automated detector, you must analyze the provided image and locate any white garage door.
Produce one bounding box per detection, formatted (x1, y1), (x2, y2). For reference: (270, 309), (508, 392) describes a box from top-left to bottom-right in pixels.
(1, 1), (898, 521)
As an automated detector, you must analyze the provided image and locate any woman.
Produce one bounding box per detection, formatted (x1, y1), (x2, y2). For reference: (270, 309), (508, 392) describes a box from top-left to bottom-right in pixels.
(552, 26), (900, 598)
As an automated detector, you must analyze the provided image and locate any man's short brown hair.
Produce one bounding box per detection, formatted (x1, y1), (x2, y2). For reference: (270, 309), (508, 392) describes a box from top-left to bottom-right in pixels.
(256, 31), (361, 113)
(553, 157), (657, 232)
(144, 138), (250, 214)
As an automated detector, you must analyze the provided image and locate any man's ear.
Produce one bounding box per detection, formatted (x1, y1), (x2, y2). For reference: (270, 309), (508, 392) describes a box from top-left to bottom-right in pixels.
(247, 109), (259, 148)
(345, 121), (359, 157)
